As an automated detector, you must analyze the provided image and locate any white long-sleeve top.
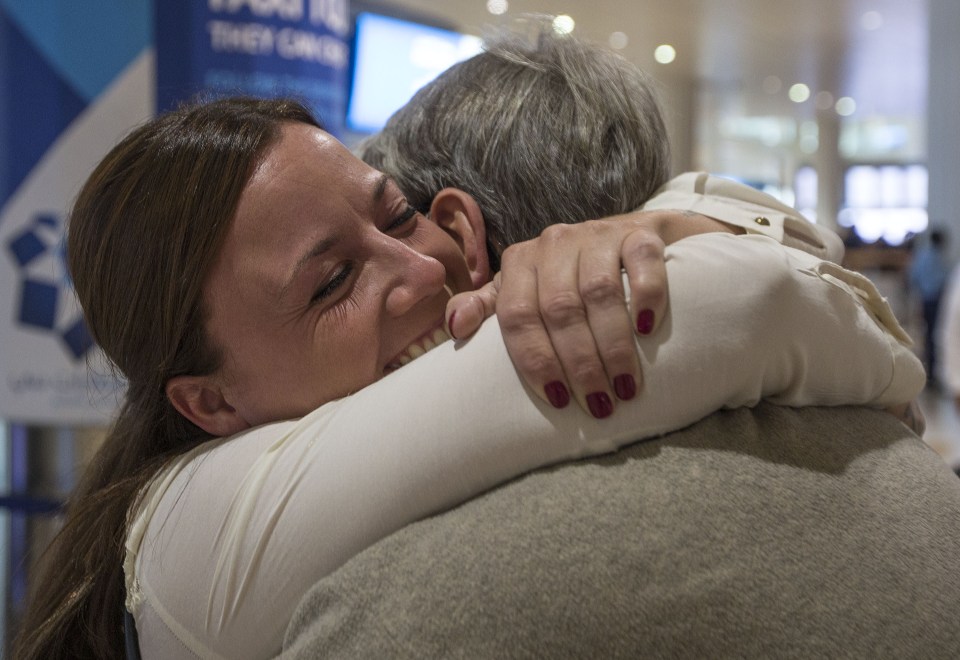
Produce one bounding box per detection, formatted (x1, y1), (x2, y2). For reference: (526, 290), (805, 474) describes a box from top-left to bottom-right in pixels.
(124, 178), (923, 659)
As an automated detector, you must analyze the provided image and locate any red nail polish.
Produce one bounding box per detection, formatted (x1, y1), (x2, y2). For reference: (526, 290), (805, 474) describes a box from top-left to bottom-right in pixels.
(614, 374), (636, 401)
(447, 310), (458, 340)
(586, 391), (613, 418)
(544, 381), (570, 408)
(637, 309), (655, 335)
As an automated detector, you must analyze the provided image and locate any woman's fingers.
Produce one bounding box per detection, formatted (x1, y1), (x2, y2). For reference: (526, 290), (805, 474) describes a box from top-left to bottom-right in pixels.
(496, 241), (574, 410)
(533, 228), (621, 418)
(576, 242), (643, 405)
(497, 222), (646, 419)
(446, 274), (500, 340)
(620, 229), (668, 337)
(489, 210), (721, 419)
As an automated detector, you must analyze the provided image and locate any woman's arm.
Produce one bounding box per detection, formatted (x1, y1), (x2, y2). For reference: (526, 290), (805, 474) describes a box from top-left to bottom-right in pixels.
(449, 175), (840, 416)
(642, 172), (843, 262)
(126, 234), (924, 659)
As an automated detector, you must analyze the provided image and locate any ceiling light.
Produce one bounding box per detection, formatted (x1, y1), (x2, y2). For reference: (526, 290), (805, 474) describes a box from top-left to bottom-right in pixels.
(654, 44), (676, 64)
(553, 15), (575, 34)
(788, 83), (810, 103)
(835, 97), (857, 116)
(486, 0), (508, 15)
(609, 31), (628, 50)
(762, 75), (782, 94)
(814, 91), (834, 110)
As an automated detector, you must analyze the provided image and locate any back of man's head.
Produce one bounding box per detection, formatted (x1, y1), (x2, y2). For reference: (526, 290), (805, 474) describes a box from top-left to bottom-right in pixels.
(359, 29), (671, 266)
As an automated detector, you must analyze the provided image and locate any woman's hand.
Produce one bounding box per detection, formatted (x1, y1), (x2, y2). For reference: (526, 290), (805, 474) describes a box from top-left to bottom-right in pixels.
(446, 209), (738, 418)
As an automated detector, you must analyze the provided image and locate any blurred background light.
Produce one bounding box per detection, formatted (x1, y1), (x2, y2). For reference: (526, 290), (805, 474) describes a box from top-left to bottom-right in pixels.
(654, 44), (676, 64)
(552, 14), (575, 34)
(814, 91), (835, 110)
(836, 96), (857, 116)
(860, 10), (883, 30)
(788, 83), (810, 103)
(608, 31), (628, 50)
(762, 75), (782, 94)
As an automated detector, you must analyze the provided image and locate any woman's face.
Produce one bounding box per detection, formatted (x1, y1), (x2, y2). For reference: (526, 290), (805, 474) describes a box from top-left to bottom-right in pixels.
(202, 123), (473, 427)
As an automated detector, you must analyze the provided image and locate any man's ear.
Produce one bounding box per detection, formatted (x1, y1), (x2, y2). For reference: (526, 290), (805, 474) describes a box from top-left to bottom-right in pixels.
(166, 375), (250, 437)
(429, 188), (491, 288)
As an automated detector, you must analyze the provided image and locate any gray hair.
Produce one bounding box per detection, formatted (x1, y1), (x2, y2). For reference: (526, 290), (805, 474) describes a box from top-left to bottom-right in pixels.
(358, 30), (671, 268)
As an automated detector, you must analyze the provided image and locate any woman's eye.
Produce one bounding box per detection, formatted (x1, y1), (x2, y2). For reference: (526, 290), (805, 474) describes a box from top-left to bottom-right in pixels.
(385, 205), (417, 232)
(311, 263), (353, 305)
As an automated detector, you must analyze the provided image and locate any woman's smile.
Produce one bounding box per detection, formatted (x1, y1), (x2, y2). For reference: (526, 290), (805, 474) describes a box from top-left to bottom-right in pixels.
(384, 321), (452, 374)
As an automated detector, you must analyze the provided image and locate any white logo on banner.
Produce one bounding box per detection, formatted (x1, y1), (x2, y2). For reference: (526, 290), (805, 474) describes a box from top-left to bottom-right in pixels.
(0, 50), (155, 425)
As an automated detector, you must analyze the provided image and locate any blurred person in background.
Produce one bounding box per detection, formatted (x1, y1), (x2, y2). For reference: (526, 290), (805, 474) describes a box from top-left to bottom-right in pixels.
(910, 228), (950, 384)
(938, 258), (960, 407)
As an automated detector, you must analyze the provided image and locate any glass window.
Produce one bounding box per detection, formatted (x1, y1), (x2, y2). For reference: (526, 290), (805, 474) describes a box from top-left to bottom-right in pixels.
(840, 164), (928, 245)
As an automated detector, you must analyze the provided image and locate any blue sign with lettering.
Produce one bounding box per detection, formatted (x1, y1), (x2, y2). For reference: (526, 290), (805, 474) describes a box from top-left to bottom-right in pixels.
(156, 0), (350, 135)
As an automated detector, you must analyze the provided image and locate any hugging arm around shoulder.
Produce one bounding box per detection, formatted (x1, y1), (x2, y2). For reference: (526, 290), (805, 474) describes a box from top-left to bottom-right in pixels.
(644, 172), (845, 262)
(124, 233), (924, 659)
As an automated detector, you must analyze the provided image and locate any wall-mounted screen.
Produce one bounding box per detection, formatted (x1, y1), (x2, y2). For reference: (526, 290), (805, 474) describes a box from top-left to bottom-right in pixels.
(346, 12), (482, 134)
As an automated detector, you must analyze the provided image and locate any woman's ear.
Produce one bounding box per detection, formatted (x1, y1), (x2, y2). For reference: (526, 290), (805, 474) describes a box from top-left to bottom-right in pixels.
(165, 376), (250, 437)
(429, 188), (491, 288)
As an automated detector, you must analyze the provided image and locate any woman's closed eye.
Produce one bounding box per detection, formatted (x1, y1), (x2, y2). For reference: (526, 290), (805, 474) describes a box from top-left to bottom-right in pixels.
(306, 203), (416, 309)
(384, 205), (418, 233)
(311, 262), (353, 306)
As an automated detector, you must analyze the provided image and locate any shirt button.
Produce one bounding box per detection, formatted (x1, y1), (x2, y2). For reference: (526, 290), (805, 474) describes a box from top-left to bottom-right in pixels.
(754, 216), (771, 226)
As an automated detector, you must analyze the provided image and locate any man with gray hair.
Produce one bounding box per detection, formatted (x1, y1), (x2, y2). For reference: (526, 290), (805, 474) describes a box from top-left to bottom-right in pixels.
(360, 31), (670, 269)
(284, 31), (960, 657)
(360, 31), (837, 271)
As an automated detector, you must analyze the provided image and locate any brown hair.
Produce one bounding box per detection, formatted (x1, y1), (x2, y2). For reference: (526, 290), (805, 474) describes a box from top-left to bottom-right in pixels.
(12, 97), (320, 659)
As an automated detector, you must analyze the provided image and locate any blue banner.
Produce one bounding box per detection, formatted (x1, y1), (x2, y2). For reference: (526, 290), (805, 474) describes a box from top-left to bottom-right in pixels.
(156, 0), (350, 136)
(0, 1), (153, 424)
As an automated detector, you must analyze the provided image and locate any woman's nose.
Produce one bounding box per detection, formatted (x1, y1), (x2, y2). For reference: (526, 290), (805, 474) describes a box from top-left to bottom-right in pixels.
(383, 242), (447, 317)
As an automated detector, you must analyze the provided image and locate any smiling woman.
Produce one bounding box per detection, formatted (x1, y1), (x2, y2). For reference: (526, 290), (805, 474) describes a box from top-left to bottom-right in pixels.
(166, 123), (476, 432)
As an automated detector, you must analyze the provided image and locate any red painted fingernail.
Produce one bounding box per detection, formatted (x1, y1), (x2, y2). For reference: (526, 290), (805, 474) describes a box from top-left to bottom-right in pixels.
(544, 381), (570, 408)
(586, 391), (613, 419)
(447, 310), (458, 340)
(614, 374), (636, 401)
(637, 309), (655, 335)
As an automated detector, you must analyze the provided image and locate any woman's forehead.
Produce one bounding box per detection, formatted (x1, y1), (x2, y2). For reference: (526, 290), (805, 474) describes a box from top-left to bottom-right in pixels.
(260, 123), (371, 181)
(243, 124), (380, 211)
(226, 123), (385, 256)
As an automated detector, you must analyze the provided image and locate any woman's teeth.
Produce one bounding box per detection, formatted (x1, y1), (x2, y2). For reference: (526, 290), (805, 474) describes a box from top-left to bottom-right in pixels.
(390, 328), (451, 370)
